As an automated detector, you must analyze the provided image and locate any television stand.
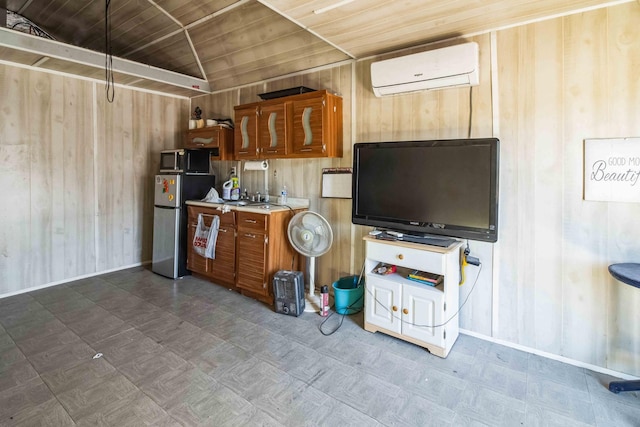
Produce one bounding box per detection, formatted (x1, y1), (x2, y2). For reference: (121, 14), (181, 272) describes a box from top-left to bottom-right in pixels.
(363, 236), (462, 357)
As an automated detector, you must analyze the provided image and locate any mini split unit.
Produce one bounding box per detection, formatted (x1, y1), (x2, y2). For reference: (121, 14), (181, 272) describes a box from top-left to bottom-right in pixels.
(370, 42), (479, 97)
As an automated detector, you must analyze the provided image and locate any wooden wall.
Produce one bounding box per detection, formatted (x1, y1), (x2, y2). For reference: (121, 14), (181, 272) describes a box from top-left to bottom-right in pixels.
(496, 4), (640, 375)
(191, 2), (640, 376)
(0, 64), (189, 295)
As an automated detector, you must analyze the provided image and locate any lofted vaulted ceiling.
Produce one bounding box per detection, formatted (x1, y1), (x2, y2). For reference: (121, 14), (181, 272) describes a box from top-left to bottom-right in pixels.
(0, 0), (632, 97)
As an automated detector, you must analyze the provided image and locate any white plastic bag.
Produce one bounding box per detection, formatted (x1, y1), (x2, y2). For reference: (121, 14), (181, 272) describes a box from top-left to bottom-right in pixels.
(205, 215), (220, 259)
(193, 214), (210, 257)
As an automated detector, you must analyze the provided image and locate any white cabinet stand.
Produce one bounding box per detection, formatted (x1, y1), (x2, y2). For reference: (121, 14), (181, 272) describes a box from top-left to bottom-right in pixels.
(363, 236), (463, 358)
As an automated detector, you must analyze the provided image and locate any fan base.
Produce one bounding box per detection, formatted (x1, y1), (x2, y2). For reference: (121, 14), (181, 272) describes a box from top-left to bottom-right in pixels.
(304, 293), (321, 313)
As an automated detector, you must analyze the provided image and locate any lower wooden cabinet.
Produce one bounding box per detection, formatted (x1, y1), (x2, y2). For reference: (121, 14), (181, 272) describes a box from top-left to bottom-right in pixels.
(235, 211), (267, 297)
(187, 204), (304, 304)
(187, 206), (237, 289)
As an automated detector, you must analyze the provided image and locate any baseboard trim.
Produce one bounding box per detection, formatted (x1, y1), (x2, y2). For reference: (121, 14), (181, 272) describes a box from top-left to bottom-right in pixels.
(460, 328), (639, 381)
(0, 261), (150, 300)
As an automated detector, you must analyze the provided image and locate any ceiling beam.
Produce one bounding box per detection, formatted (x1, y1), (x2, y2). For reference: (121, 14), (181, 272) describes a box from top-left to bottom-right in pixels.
(0, 27), (211, 93)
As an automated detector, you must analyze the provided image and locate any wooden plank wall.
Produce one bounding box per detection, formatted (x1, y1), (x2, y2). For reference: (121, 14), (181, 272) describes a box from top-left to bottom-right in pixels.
(0, 63), (189, 295)
(497, 3), (640, 374)
(192, 2), (640, 376)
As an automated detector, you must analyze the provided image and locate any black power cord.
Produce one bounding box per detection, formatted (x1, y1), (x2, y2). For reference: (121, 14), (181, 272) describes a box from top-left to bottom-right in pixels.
(319, 255), (482, 335)
(319, 263), (366, 336)
(365, 261), (482, 329)
(105, 0), (115, 102)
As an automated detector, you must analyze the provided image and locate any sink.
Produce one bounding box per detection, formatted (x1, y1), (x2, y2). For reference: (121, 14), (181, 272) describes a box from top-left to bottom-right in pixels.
(223, 200), (274, 208)
(246, 201), (272, 209)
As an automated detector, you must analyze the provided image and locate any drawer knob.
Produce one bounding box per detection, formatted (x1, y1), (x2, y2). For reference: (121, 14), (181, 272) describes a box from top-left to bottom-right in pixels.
(397, 254), (404, 260)
(402, 308), (409, 315)
(392, 305), (398, 312)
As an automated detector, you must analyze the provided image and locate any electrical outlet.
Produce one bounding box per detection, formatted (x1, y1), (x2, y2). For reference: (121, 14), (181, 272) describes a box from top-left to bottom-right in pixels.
(273, 169), (278, 178)
(230, 166), (236, 175)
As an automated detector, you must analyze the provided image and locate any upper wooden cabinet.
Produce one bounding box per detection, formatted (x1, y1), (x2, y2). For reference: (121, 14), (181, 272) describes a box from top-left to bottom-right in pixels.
(291, 92), (342, 157)
(234, 106), (259, 160)
(258, 102), (289, 158)
(186, 126), (234, 160)
(233, 90), (342, 160)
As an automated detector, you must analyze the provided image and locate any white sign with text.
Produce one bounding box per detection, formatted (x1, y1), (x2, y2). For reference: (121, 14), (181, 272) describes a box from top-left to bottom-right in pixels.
(584, 138), (640, 202)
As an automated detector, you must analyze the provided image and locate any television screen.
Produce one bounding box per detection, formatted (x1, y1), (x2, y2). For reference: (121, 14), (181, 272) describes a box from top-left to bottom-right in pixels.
(352, 138), (499, 242)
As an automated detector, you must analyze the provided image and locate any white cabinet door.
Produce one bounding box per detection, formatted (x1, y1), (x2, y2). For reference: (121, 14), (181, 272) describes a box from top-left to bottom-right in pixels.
(401, 283), (445, 347)
(365, 275), (402, 334)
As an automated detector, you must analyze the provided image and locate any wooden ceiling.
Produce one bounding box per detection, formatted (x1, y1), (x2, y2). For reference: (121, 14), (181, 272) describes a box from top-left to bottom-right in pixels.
(1, 0), (632, 97)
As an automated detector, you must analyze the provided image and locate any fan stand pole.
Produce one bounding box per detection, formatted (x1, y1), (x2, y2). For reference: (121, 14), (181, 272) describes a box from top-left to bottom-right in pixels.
(304, 257), (321, 312)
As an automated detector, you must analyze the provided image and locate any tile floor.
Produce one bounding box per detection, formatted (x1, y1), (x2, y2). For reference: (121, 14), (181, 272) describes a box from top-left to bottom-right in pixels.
(0, 266), (638, 426)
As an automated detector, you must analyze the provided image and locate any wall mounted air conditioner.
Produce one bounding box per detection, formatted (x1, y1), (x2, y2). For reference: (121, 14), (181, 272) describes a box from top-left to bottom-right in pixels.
(371, 42), (479, 97)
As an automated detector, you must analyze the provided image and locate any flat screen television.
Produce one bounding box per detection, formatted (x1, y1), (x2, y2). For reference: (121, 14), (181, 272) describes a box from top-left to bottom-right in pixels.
(352, 138), (499, 243)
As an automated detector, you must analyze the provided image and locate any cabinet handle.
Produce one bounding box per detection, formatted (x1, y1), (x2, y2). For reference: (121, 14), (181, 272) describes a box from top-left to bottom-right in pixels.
(299, 148), (313, 152)
(244, 219), (257, 224)
(219, 228), (227, 233)
(392, 305), (398, 312)
(244, 233), (256, 238)
(397, 254), (404, 260)
(402, 308), (409, 315)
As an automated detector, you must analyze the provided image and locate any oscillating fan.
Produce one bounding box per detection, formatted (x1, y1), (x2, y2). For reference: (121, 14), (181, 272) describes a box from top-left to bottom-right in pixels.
(287, 211), (334, 312)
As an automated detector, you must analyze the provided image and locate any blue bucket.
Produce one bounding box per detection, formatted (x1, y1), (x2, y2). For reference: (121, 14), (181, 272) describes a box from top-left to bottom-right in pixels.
(332, 275), (364, 315)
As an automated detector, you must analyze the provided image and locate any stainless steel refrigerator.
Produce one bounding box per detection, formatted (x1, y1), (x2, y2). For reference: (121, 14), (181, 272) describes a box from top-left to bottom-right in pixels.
(152, 173), (215, 278)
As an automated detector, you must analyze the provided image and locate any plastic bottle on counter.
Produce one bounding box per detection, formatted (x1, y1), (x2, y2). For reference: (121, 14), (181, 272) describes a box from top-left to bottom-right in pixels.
(222, 180), (233, 199)
(320, 285), (329, 317)
(230, 176), (240, 200)
(280, 185), (288, 204)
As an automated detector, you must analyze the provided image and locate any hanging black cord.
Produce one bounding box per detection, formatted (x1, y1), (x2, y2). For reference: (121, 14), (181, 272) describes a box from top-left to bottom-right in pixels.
(365, 262), (483, 328)
(319, 263), (366, 336)
(105, 0), (115, 103)
(319, 257), (482, 335)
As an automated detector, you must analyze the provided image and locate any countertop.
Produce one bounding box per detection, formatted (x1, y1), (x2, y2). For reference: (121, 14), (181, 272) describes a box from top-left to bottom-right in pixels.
(186, 198), (309, 214)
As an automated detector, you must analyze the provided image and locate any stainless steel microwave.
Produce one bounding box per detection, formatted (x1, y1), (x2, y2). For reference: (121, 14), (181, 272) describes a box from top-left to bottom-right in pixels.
(160, 149), (213, 174)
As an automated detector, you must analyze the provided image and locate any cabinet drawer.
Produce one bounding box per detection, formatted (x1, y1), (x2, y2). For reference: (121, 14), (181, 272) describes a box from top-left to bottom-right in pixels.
(188, 206), (235, 227)
(367, 241), (444, 275)
(217, 211), (236, 227)
(188, 211), (217, 228)
(237, 211), (267, 231)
